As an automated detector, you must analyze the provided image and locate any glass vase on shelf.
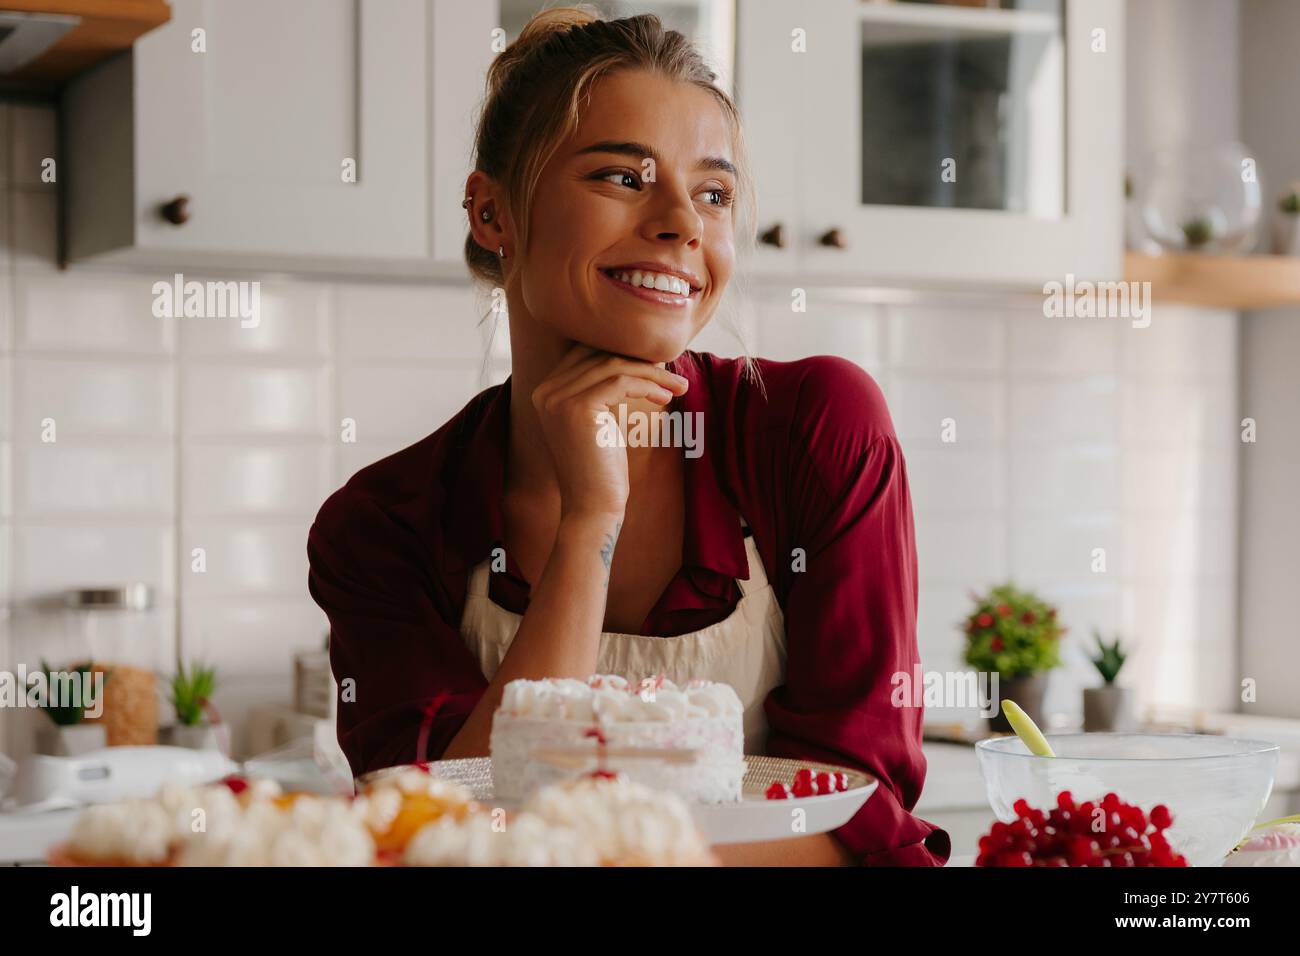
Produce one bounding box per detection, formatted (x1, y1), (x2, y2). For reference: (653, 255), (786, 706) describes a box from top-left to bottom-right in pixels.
(1137, 141), (1263, 255)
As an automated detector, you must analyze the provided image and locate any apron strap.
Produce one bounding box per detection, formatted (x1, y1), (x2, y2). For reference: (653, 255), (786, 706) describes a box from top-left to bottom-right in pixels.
(735, 516), (769, 597)
(467, 557), (492, 598)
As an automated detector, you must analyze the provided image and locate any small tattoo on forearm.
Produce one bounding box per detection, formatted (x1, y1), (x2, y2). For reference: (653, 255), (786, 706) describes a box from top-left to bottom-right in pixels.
(600, 521), (622, 587)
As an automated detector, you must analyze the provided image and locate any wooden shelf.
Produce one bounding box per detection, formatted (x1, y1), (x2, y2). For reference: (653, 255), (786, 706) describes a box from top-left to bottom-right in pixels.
(1124, 251), (1300, 309)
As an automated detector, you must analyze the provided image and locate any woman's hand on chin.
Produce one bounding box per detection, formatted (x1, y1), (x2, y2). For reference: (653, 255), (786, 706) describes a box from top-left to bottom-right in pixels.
(531, 344), (689, 521)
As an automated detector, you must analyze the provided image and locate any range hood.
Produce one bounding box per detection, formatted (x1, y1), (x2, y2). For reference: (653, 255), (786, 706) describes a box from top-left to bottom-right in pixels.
(0, 1), (169, 93)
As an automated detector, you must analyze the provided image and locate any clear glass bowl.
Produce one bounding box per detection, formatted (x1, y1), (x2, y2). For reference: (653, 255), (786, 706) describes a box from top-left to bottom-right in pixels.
(1137, 141), (1263, 254)
(975, 733), (1279, 867)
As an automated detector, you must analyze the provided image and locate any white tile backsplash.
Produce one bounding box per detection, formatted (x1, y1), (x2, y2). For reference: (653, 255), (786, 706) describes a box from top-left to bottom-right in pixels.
(180, 521), (313, 599)
(913, 512), (1009, 585)
(18, 444), (175, 516)
(1009, 446), (1121, 513)
(338, 365), (480, 442)
(183, 444), (332, 516)
(755, 302), (884, 368)
(15, 274), (176, 354)
(182, 364), (329, 437)
(891, 376), (1005, 445)
(181, 599), (327, 669)
(904, 448), (1006, 514)
(1008, 313), (1119, 374)
(1120, 307), (1237, 381)
(336, 282), (484, 361)
(888, 306), (1004, 371)
(17, 358), (174, 438)
(1122, 381), (1236, 446)
(12, 524), (175, 604)
(1009, 378), (1120, 444)
(180, 281), (331, 357)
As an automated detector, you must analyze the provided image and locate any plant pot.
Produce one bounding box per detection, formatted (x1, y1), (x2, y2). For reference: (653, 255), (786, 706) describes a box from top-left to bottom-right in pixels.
(1272, 213), (1300, 255)
(36, 721), (107, 757)
(1083, 685), (1136, 732)
(987, 673), (1049, 734)
(162, 723), (221, 750)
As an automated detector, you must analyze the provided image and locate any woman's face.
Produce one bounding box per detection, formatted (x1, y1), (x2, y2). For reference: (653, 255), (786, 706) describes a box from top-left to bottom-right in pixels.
(515, 69), (738, 364)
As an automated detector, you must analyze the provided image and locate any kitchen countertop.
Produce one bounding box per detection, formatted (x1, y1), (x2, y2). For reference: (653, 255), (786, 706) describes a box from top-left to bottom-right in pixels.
(0, 807), (78, 864)
(3, 735), (1296, 866)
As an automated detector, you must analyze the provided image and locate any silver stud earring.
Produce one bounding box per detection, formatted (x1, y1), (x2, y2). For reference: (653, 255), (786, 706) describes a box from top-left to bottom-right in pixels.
(481, 209), (492, 222)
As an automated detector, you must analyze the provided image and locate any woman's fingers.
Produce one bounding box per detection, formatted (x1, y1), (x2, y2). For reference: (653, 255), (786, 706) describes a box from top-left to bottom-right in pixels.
(581, 374), (675, 410)
(546, 357), (687, 406)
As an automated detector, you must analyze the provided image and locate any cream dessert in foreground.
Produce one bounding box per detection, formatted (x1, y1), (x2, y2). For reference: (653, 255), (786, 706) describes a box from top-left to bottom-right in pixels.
(59, 769), (716, 867)
(489, 674), (746, 804)
(404, 774), (717, 867)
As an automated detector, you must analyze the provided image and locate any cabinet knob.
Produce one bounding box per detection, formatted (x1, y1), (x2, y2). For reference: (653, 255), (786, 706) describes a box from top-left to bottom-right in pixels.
(757, 223), (786, 248)
(160, 195), (190, 225)
(818, 227), (847, 249)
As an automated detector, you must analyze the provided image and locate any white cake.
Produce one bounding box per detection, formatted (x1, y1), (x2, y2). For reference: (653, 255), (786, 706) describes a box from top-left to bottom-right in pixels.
(489, 674), (745, 804)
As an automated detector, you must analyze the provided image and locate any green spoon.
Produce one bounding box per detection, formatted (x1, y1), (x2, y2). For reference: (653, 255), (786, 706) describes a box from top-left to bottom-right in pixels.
(1002, 700), (1056, 757)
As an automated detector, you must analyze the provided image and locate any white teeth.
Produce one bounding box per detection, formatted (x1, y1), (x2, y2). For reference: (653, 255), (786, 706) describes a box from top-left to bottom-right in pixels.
(610, 268), (691, 297)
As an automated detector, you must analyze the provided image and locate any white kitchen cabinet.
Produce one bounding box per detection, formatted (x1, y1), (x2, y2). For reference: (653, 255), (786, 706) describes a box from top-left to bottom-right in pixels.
(64, 0), (494, 273)
(738, 0), (1124, 287)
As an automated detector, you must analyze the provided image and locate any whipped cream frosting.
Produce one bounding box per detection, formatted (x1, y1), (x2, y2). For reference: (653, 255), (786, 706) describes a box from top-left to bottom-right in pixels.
(404, 812), (599, 867)
(498, 674), (742, 723)
(177, 795), (375, 867)
(67, 783), (245, 864)
(523, 774), (713, 866)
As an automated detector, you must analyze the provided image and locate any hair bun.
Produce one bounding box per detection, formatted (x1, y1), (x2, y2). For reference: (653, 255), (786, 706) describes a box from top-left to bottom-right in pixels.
(486, 5), (602, 96)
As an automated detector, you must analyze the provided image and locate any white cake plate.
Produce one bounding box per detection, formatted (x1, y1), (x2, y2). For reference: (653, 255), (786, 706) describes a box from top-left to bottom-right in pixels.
(359, 755), (878, 845)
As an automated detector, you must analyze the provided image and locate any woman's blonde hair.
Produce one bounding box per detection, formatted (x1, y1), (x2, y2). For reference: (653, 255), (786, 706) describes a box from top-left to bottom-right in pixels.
(465, 5), (756, 364)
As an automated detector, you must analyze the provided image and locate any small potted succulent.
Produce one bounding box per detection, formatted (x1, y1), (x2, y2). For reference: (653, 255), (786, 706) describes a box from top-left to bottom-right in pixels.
(963, 584), (1064, 733)
(35, 660), (109, 756)
(164, 661), (220, 750)
(1083, 631), (1136, 732)
(1272, 185), (1300, 255)
(1181, 216), (1216, 250)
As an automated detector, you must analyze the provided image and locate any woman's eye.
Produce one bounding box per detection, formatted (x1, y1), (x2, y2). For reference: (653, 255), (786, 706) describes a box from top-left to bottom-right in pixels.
(699, 187), (735, 207)
(599, 170), (640, 189)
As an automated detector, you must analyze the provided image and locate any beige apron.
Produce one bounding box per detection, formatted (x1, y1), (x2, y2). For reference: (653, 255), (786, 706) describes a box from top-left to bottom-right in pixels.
(459, 524), (788, 754)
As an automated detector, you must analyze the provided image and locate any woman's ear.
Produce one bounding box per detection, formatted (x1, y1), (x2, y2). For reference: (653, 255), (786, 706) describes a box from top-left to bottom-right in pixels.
(464, 171), (513, 259)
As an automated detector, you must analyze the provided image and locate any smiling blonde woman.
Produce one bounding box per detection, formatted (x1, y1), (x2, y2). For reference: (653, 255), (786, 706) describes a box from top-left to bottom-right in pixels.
(308, 6), (949, 867)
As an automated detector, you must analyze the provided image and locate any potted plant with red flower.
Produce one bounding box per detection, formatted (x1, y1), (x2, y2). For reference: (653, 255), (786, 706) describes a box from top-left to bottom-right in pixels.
(962, 583), (1064, 733)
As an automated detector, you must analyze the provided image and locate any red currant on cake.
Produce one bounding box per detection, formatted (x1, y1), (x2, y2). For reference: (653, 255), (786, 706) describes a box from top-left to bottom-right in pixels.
(765, 782), (792, 800)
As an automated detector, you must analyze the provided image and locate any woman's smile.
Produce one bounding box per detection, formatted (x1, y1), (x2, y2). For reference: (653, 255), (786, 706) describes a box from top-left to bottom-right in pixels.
(597, 265), (702, 308)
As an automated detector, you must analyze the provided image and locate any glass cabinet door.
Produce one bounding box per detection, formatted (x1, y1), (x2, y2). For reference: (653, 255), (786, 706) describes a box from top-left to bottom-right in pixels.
(797, 0), (1122, 285)
(857, 0), (1064, 217)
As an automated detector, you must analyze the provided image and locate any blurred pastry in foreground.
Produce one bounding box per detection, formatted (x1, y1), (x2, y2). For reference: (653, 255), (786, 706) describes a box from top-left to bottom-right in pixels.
(356, 766), (483, 855)
(524, 773), (719, 866)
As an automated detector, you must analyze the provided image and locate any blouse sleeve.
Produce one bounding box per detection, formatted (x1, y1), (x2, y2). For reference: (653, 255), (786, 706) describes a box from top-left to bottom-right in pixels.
(761, 357), (951, 866)
(307, 488), (488, 776)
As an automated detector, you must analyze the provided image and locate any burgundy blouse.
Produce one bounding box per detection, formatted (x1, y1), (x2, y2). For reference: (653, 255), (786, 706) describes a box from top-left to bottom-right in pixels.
(307, 350), (951, 866)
